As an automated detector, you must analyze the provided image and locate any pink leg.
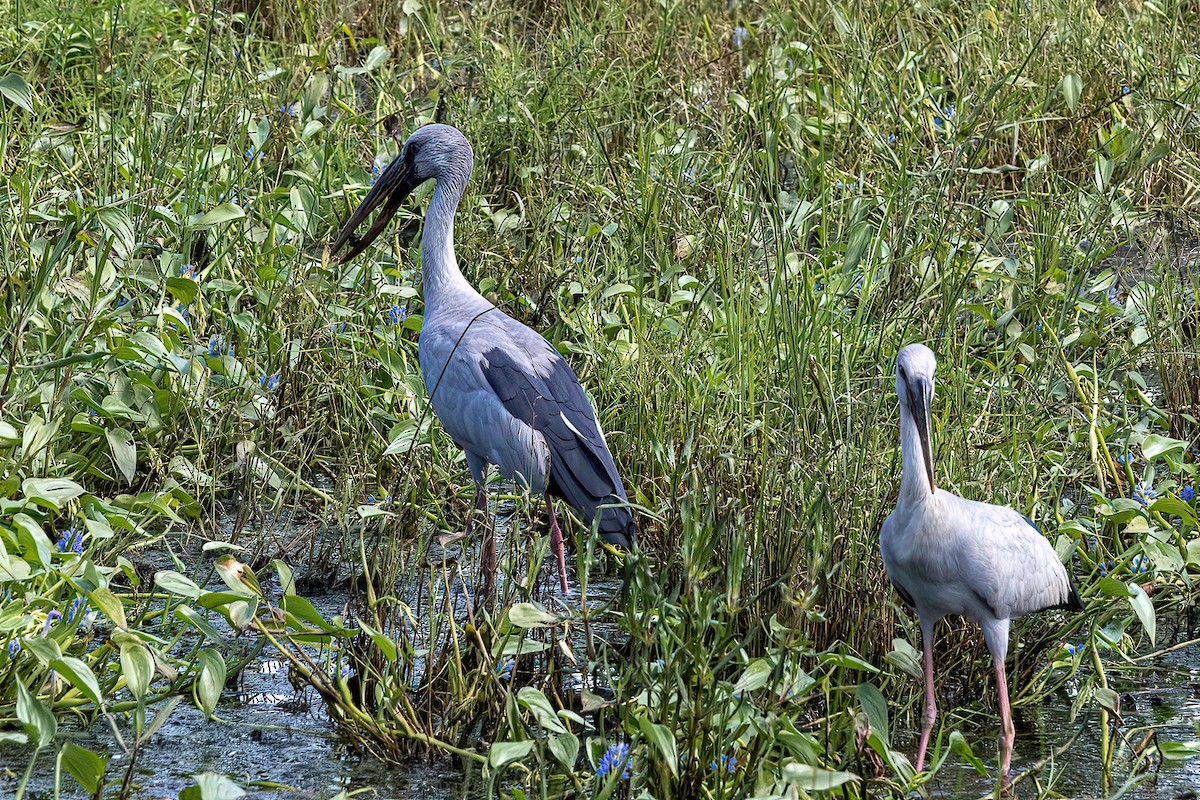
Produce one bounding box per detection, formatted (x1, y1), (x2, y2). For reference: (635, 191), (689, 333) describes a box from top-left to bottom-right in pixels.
(995, 657), (1015, 789)
(915, 621), (937, 772)
(547, 502), (570, 596)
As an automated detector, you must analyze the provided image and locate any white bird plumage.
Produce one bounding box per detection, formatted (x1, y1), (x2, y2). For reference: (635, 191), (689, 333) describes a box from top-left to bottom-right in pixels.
(879, 343), (1082, 782)
(331, 124), (635, 596)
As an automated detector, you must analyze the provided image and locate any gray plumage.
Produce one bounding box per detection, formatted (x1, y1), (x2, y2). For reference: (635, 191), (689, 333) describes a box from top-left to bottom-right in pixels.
(331, 124), (634, 594)
(879, 343), (1081, 782)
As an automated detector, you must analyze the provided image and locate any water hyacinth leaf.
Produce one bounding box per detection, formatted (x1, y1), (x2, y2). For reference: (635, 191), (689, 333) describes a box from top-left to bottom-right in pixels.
(214, 555), (263, 596)
(121, 643), (155, 700)
(0, 419), (19, 443)
(228, 599), (258, 630)
(1059, 73), (1083, 112)
(488, 740), (535, 769)
(637, 716), (678, 776)
(856, 683), (889, 746)
(1127, 582), (1156, 644)
(60, 741), (107, 794)
(734, 658), (773, 693)
(97, 207), (136, 260)
(180, 772), (246, 800)
(280, 595), (335, 631)
(22, 636), (62, 664)
(781, 763), (859, 791)
(364, 46), (390, 71)
(885, 638), (923, 681)
(22, 477), (85, 510)
(1096, 576), (1133, 597)
(844, 220), (872, 271)
(0, 73), (33, 112)
(195, 203), (246, 228)
(357, 617), (398, 662)
(949, 730), (988, 776)
(16, 679), (56, 748)
(1141, 433), (1188, 461)
(1158, 740), (1200, 761)
(273, 559), (296, 596)
(13, 513), (52, 567)
(819, 652), (880, 673)
(1151, 496), (1196, 525)
(50, 656), (104, 707)
(106, 427), (137, 484)
(507, 602), (562, 629)
(89, 586), (126, 629)
(1095, 686), (1121, 715)
(196, 649), (226, 718)
(155, 570), (202, 599)
(517, 687), (567, 734)
(175, 606), (228, 646)
(548, 731), (580, 769)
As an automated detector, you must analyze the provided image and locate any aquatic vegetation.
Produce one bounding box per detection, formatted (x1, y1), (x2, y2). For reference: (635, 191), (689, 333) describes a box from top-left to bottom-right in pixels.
(0, 0), (1199, 797)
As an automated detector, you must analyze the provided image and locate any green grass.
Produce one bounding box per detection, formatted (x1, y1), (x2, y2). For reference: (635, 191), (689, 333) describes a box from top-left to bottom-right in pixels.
(1, 0), (1199, 797)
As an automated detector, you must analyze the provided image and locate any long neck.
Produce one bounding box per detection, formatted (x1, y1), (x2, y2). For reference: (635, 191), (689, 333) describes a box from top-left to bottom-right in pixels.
(421, 177), (485, 308)
(898, 403), (935, 506)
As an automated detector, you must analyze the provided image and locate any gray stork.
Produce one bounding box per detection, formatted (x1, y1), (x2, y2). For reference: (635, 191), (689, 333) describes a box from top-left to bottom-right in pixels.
(330, 123), (635, 596)
(879, 343), (1082, 781)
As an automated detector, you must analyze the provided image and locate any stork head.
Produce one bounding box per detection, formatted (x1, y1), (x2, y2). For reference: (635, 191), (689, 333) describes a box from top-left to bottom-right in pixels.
(896, 343), (937, 494)
(331, 124), (475, 263)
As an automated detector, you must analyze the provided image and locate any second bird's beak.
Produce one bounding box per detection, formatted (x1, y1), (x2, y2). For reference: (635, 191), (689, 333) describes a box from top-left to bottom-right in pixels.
(906, 376), (936, 494)
(330, 157), (422, 264)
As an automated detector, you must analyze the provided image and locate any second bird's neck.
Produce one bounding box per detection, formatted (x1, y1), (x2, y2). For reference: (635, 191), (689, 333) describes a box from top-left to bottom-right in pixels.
(898, 406), (937, 507)
(421, 177), (489, 311)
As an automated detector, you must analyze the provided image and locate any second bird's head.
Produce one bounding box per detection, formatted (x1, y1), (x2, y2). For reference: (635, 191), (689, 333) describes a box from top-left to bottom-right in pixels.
(331, 124), (475, 263)
(896, 343), (937, 494)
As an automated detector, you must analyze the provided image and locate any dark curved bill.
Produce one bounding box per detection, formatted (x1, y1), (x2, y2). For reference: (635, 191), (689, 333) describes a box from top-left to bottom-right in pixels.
(330, 157), (421, 264)
(906, 376), (936, 494)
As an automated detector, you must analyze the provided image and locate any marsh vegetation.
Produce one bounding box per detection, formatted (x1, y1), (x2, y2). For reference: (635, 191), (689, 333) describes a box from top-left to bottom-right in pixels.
(2, 0), (1200, 797)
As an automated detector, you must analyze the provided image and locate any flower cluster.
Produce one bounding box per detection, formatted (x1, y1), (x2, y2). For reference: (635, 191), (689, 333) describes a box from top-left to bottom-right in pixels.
(371, 158), (387, 186)
(710, 753), (738, 773)
(1181, 485), (1195, 503)
(56, 526), (85, 554)
(66, 597), (88, 626)
(7, 639), (20, 658)
(1133, 482), (1156, 505)
(1065, 642), (1084, 655)
(596, 742), (630, 780)
(279, 103), (297, 117)
(208, 336), (235, 358)
(388, 304), (407, 325)
(259, 373), (281, 391)
(42, 610), (62, 635)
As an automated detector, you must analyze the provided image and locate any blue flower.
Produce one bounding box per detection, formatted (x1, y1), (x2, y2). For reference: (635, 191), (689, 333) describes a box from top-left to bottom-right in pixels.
(7, 639), (20, 658)
(66, 597), (87, 626)
(56, 527), (84, 554)
(1131, 554), (1150, 573)
(388, 304), (407, 324)
(1122, 86), (1130, 95)
(42, 611), (62, 635)
(732, 27), (748, 48)
(944, 103), (956, 118)
(1098, 561), (1110, 576)
(208, 336), (221, 358)
(1134, 482), (1156, 505)
(1065, 642), (1084, 655)
(259, 373), (281, 391)
(1116, 453), (1133, 464)
(1035, 322), (1043, 332)
(371, 158), (387, 185)
(495, 658), (514, 680)
(1181, 486), (1194, 503)
(710, 753), (738, 773)
(1107, 286), (1120, 305)
(367, 495), (376, 504)
(279, 103), (297, 117)
(887, 133), (896, 144)
(177, 305), (189, 323)
(575, 256), (583, 264)
(1079, 239), (1092, 252)
(596, 742), (630, 780)
(116, 297), (130, 308)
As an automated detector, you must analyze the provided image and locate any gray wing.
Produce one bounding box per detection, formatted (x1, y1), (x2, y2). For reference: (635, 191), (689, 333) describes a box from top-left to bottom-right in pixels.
(479, 334), (634, 548)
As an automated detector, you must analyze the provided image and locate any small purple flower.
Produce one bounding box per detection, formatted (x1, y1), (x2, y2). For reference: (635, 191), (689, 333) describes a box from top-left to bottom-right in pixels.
(370, 158), (387, 186)
(1107, 286), (1120, 305)
(1133, 482), (1156, 505)
(260, 373), (280, 391)
(596, 742), (630, 780)
(1035, 322), (1043, 332)
(732, 27), (748, 48)
(66, 597), (87, 626)
(1131, 554), (1150, 573)
(1116, 453), (1133, 464)
(180, 264), (195, 279)
(56, 527), (84, 554)
(1065, 643), (1084, 655)
(208, 336), (220, 358)
(116, 297), (130, 308)
(246, 146), (259, 161)
(387, 304), (407, 324)
(495, 658), (515, 680)
(1181, 485), (1194, 503)
(279, 103), (297, 117)
(1079, 239), (1092, 252)
(1122, 86), (1130, 95)
(887, 133), (896, 144)
(42, 611), (63, 635)
(7, 639), (20, 658)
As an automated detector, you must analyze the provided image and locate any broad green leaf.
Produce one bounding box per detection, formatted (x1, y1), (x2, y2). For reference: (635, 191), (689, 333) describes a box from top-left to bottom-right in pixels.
(196, 649), (226, 718)
(175, 606), (229, 646)
(195, 203), (246, 228)
(0, 73), (33, 112)
(1142, 434), (1188, 461)
(949, 730), (988, 776)
(364, 46), (390, 71)
(637, 716), (678, 776)
(548, 731), (579, 769)
(1095, 576), (1132, 597)
(120, 643), (155, 700)
(856, 683), (889, 746)
(819, 652), (880, 673)
(89, 586), (126, 629)
(0, 420), (20, 443)
(155, 570), (202, 599)
(13, 513), (52, 567)
(357, 617), (398, 662)
(1095, 686), (1121, 714)
(61, 742), (107, 793)
(517, 686), (566, 733)
(214, 556), (262, 596)
(106, 427), (137, 484)
(1059, 73), (1082, 112)
(734, 658), (773, 693)
(885, 638), (922, 681)
(50, 656), (104, 707)
(1128, 582), (1156, 644)
(22, 477), (85, 510)
(782, 762), (859, 791)
(97, 207), (136, 260)
(181, 772), (246, 800)
(507, 602), (562, 629)
(16, 679), (56, 748)
(1158, 740), (1200, 761)
(488, 740), (534, 769)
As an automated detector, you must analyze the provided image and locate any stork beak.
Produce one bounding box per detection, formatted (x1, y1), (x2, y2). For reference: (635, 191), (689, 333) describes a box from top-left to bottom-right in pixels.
(330, 157), (422, 263)
(906, 376), (936, 494)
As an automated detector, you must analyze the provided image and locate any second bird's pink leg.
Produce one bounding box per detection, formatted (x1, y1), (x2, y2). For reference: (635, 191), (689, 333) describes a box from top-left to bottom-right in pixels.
(916, 621), (937, 772)
(995, 657), (1015, 789)
(547, 502), (570, 595)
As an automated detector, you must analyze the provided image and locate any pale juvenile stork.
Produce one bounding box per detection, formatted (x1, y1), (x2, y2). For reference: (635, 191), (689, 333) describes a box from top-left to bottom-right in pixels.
(879, 343), (1082, 782)
(331, 124), (635, 595)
